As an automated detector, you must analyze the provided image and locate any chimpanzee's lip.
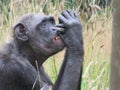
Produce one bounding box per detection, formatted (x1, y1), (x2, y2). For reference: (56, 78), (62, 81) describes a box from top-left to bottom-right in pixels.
(52, 35), (64, 46)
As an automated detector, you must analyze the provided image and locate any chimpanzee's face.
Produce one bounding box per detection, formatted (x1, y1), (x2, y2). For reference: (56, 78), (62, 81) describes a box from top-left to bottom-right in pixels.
(26, 14), (65, 56)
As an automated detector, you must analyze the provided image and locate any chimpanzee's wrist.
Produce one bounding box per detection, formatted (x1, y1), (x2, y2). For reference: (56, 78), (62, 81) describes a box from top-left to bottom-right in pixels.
(66, 47), (84, 56)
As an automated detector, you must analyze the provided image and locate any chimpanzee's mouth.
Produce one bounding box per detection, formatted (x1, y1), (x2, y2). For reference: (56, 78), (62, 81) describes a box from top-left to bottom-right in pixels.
(53, 36), (61, 40)
(52, 35), (64, 46)
(51, 26), (65, 46)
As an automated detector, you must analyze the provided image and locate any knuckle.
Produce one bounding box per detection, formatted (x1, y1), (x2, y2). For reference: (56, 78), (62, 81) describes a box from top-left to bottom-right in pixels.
(70, 20), (80, 25)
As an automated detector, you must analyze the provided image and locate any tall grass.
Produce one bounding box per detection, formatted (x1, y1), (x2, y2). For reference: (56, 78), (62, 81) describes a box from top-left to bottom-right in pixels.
(0, 0), (112, 90)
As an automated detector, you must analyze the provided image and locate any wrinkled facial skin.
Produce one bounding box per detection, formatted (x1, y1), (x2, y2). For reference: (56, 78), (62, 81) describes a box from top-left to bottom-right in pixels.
(26, 15), (65, 56)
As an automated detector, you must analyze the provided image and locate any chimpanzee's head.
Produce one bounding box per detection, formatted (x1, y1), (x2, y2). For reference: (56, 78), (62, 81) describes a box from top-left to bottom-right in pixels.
(13, 14), (65, 56)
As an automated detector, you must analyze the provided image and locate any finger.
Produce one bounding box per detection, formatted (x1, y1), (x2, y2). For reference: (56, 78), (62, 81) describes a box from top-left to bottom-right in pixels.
(67, 10), (75, 18)
(58, 33), (67, 46)
(55, 24), (65, 28)
(74, 11), (78, 18)
(57, 29), (66, 35)
(62, 10), (72, 19)
(55, 24), (65, 31)
(57, 31), (64, 39)
(58, 15), (67, 25)
(52, 26), (65, 32)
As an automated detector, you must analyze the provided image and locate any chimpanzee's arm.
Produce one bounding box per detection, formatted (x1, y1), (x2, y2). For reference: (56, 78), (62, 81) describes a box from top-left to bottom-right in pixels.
(58, 50), (83, 90)
(53, 10), (84, 90)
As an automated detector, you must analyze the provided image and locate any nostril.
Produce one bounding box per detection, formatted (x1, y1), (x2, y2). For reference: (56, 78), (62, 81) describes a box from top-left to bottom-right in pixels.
(52, 27), (57, 31)
(52, 29), (56, 31)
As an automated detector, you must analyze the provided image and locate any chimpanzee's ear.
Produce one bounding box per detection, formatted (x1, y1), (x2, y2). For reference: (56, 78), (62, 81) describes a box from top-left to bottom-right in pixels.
(13, 23), (28, 41)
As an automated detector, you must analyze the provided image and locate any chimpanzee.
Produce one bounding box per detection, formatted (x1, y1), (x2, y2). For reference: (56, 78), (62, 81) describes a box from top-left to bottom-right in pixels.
(0, 10), (84, 90)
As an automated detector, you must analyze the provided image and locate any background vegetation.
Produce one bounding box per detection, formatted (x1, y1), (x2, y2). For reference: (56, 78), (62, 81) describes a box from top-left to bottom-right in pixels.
(0, 0), (112, 90)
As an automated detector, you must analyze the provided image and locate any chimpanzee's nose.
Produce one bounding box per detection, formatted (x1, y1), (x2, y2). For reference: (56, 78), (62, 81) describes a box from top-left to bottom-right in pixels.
(52, 26), (65, 35)
(51, 27), (57, 31)
(52, 28), (56, 31)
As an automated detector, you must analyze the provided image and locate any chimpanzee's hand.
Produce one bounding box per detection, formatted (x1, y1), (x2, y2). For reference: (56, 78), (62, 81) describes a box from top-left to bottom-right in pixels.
(57, 10), (83, 51)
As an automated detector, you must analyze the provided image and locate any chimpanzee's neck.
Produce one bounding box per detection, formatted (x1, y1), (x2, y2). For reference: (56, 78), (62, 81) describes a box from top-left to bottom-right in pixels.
(14, 40), (48, 69)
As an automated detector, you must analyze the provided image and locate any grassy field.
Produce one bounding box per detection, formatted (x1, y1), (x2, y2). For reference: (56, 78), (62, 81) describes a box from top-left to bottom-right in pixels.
(0, 0), (112, 90)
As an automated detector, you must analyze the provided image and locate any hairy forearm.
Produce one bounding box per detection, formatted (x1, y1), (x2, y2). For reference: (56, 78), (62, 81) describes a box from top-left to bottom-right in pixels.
(58, 49), (83, 90)
(53, 49), (83, 90)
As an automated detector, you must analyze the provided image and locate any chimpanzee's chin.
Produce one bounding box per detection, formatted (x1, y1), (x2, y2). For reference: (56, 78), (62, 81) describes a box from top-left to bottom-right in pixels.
(50, 46), (65, 55)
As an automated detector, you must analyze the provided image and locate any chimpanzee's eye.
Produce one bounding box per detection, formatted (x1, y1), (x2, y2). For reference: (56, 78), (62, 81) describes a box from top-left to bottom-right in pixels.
(40, 23), (46, 28)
